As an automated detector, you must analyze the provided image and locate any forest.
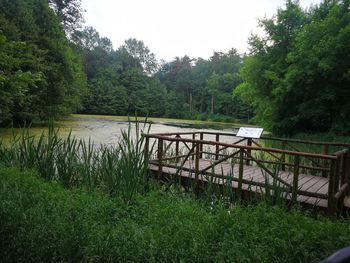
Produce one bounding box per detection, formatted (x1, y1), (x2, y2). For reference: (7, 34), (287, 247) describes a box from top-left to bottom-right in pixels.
(1, 0), (350, 136)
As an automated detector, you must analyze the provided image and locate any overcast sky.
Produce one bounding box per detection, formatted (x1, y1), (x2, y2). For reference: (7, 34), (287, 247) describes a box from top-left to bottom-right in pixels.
(81, 0), (321, 62)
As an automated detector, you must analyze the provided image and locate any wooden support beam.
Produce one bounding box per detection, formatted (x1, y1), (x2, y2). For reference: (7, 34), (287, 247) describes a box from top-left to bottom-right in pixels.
(328, 158), (338, 215)
(195, 143), (200, 191)
(347, 148), (350, 195)
(322, 144), (329, 177)
(201, 149), (240, 173)
(175, 134), (180, 163)
(199, 133), (203, 159)
(157, 138), (163, 179)
(163, 141), (174, 157)
(144, 137), (149, 163)
(291, 155), (300, 204)
(281, 140), (287, 171)
(174, 144), (196, 177)
(341, 152), (347, 186)
(244, 149), (291, 188)
(246, 138), (252, 165)
(335, 183), (348, 200)
(215, 134), (220, 160)
(192, 133), (196, 161)
(237, 149), (244, 201)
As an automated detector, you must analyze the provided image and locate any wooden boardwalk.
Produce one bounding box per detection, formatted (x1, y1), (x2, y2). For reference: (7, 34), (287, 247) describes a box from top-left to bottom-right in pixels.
(144, 131), (350, 214)
(150, 159), (331, 208)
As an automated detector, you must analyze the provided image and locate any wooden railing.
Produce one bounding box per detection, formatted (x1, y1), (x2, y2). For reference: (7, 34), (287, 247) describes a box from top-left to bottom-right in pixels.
(143, 131), (350, 214)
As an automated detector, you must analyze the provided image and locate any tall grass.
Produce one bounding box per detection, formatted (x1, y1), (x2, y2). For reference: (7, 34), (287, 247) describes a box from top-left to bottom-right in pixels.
(0, 119), (150, 204)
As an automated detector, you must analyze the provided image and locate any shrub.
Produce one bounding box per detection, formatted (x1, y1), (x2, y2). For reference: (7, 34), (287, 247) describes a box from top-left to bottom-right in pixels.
(1, 167), (350, 262)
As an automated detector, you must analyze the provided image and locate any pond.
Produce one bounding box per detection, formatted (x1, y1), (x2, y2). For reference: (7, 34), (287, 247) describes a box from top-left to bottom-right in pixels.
(0, 114), (251, 145)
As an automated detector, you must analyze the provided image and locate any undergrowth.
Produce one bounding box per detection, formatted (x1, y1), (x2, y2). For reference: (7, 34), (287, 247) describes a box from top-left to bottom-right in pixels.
(1, 167), (350, 263)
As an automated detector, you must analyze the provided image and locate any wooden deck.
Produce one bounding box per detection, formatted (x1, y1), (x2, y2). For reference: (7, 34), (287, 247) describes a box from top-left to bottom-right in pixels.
(144, 131), (350, 214)
(150, 159), (334, 208)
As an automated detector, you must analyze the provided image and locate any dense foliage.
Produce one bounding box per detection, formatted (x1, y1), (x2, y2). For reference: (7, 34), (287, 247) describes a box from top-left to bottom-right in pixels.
(0, 0), (87, 126)
(72, 29), (169, 117)
(236, 0), (350, 135)
(1, 0), (349, 134)
(156, 51), (250, 120)
(73, 29), (249, 120)
(1, 167), (350, 262)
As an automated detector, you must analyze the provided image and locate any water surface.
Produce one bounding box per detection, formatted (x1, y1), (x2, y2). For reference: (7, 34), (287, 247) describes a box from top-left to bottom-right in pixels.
(0, 114), (248, 145)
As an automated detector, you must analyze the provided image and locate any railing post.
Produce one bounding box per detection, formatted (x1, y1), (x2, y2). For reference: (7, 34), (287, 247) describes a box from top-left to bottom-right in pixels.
(346, 148), (350, 195)
(157, 138), (163, 179)
(322, 144), (329, 177)
(199, 132), (203, 159)
(333, 156), (341, 203)
(341, 152), (348, 186)
(246, 138), (252, 165)
(195, 142), (200, 191)
(215, 133), (220, 160)
(192, 133), (196, 160)
(175, 134), (180, 164)
(337, 152), (348, 209)
(328, 158), (338, 215)
(281, 140), (286, 171)
(144, 136), (149, 163)
(291, 155), (300, 205)
(237, 148), (244, 201)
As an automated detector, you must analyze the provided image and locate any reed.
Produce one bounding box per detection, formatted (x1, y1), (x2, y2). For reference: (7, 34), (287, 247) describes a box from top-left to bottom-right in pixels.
(0, 118), (151, 205)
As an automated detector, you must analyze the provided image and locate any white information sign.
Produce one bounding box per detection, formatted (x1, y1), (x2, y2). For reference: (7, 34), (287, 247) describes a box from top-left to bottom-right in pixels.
(236, 127), (264, 139)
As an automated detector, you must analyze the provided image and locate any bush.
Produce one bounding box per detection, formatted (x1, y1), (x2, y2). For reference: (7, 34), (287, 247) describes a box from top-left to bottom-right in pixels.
(1, 167), (350, 262)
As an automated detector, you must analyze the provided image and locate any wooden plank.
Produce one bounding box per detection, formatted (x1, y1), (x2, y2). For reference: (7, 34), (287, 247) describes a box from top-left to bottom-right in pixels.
(317, 180), (330, 195)
(295, 177), (327, 207)
(301, 176), (327, 193)
(242, 166), (260, 179)
(297, 175), (318, 190)
(278, 171), (294, 182)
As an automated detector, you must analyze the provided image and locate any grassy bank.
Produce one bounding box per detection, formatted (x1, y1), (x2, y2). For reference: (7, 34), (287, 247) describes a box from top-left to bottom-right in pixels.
(70, 113), (252, 126)
(1, 167), (350, 263)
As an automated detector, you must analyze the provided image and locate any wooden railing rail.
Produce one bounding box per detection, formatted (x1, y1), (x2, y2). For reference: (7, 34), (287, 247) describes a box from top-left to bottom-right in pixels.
(158, 150), (331, 173)
(144, 134), (337, 160)
(147, 131), (350, 148)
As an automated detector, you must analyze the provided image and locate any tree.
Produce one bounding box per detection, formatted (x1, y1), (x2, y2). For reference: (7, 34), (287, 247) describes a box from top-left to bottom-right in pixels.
(284, 0), (350, 133)
(119, 38), (158, 75)
(237, 0), (350, 135)
(236, 0), (308, 134)
(71, 26), (113, 52)
(49, 0), (84, 36)
(0, 0), (87, 125)
(156, 50), (244, 118)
